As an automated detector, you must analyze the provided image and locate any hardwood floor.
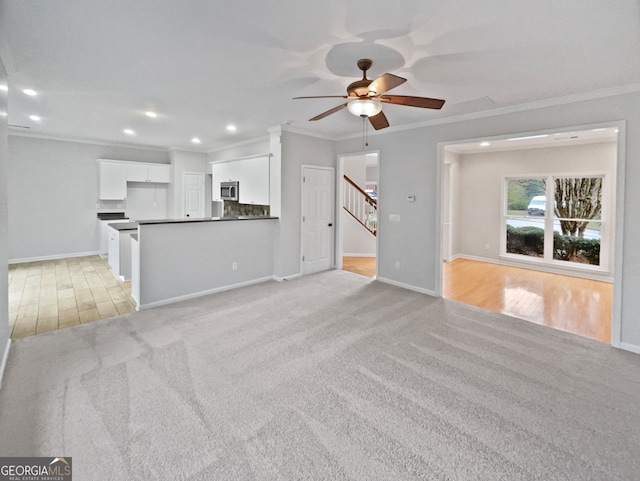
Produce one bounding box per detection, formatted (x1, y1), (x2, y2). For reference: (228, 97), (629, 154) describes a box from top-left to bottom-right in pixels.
(443, 258), (612, 342)
(343, 256), (376, 278)
(8, 255), (136, 339)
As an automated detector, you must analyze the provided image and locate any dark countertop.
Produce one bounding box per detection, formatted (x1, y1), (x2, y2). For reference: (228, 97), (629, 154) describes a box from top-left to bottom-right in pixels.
(97, 212), (128, 220)
(137, 216), (278, 225)
(131, 233), (138, 241)
(107, 221), (139, 231)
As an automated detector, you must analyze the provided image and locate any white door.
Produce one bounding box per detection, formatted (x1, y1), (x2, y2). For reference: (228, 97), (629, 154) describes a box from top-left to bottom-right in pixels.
(302, 166), (334, 275)
(183, 172), (205, 218)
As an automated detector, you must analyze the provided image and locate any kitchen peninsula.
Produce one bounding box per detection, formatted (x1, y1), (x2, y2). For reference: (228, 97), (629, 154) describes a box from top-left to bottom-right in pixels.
(131, 216), (278, 309)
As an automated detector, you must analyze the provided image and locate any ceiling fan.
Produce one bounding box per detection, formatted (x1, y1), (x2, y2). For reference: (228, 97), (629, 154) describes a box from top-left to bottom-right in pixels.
(293, 58), (445, 130)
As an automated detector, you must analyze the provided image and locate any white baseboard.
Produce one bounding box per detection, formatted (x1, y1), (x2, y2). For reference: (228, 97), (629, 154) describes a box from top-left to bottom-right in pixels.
(619, 342), (640, 355)
(9, 251), (100, 264)
(138, 276), (275, 310)
(452, 254), (614, 283)
(0, 338), (11, 391)
(273, 273), (302, 282)
(377, 276), (436, 296)
(343, 253), (377, 258)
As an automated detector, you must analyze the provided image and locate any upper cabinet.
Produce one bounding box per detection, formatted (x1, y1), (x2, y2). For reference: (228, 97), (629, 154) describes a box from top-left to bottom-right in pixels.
(211, 156), (270, 205)
(99, 161), (128, 200)
(126, 162), (171, 183)
(98, 159), (171, 200)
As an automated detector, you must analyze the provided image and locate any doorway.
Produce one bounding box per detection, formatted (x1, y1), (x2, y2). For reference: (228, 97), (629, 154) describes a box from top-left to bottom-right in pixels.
(183, 172), (205, 218)
(337, 152), (379, 278)
(438, 123), (624, 345)
(301, 166), (335, 275)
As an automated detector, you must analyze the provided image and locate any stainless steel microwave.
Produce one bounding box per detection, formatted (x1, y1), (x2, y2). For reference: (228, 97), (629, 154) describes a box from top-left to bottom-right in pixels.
(220, 181), (239, 201)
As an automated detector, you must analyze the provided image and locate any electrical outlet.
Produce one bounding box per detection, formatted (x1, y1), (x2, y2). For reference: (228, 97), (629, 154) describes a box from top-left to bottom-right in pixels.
(485, 243), (490, 250)
(232, 262), (238, 270)
(395, 261), (401, 270)
(389, 214), (401, 222)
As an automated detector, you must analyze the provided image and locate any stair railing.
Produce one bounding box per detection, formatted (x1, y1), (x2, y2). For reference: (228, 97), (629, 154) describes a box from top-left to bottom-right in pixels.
(343, 175), (377, 236)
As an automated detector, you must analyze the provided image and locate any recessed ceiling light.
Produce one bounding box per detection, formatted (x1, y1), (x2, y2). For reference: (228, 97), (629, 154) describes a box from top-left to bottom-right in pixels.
(0, 85), (8, 92)
(123, 129), (135, 135)
(145, 111), (157, 118)
(226, 124), (237, 132)
(23, 88), (37, 96)
(191, 137), (201, 144)
(480, 141), (490, 147)
(29, 115), (41, 121)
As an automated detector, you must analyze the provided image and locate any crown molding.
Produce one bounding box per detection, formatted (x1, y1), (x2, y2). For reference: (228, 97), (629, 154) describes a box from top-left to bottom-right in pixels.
(206, 134), (270, 155)
(335, 82), (640, 142)
(8, 129), (169, 152)
(279, 124), (335, 141)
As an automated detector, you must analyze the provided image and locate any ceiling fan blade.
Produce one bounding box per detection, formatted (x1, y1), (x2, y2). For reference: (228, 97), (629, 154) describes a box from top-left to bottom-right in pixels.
(369, 111), (389, 130)
(293, 95), (349, 99)
(368, 73), (407, 95)
(379, 95), (445, 109)
(309, 103), (348, 121)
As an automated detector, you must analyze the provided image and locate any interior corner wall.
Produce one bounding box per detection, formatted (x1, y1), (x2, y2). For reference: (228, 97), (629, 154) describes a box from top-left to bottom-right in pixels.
(7, 136), (168, 260)
(167, 150), (208, 218)
(335, 91), (640, 350)
(0, 56), (11, 376)
(454, 141), (617, 269)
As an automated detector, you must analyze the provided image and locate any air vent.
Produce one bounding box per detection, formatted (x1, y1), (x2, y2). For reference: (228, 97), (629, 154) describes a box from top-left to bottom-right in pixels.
(9, 124), (31, 129)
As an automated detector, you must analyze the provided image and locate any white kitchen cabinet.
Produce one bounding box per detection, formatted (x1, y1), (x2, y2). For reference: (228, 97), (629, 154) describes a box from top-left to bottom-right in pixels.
(126, 162), (170, 183)
(99, 219), (129, 256)
(237, 156), (270, 205)
(211, 156), (269, 205)
(99, 161), (127, 200)
(107, 225), (135, 281)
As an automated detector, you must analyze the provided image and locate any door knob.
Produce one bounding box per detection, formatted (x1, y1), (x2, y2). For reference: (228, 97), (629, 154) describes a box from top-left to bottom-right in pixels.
(328, 223), (333, 227)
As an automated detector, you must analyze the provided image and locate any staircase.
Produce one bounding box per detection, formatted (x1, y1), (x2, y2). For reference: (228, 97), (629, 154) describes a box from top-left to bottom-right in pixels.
(343, 175), (377, 236)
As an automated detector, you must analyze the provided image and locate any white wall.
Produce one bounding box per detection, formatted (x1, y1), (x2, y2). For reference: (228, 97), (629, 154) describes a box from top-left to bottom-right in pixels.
(0, 56), (11, 385)
(7, 135), (168, 260)
(336, 91), (640, 351)
(453, 141), (617, 271)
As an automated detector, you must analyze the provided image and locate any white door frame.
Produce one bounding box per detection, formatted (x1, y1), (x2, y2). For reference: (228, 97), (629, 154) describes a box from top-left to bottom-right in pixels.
(182, 171), (206, 218)
(300, 165), (335, 275)
(336, 150), (380, 276)
(435, 120), (626, 349)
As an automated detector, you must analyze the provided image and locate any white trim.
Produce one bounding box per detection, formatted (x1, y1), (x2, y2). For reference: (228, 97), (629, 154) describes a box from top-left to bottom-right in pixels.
(0, 338), (11, 391)
(377, 277), (436, 296)
(207, 135), (270, 154)
(9, 130), (169, 152)
(209, 153), (272, 164)
(9, 251), (100, 264)
(343, 253), (376, 258)
(280, 124), (335, 141)
(272, 273), (303, 282)
(336, 83), (640, 141)
(454, 254), (614, 283)
(619, 343), (640, 355)
(137, 276), (274, 310)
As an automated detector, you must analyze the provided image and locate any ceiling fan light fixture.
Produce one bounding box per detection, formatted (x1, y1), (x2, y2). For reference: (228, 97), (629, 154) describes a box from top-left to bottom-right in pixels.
(347, 99), (382, 118)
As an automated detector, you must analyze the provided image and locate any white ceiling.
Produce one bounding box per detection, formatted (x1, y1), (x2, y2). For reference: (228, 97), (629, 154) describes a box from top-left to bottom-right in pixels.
(1, 0), (639, 151)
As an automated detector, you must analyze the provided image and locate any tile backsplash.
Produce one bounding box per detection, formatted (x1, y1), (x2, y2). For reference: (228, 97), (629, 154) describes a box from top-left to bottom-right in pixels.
(223, 201), (270, 217)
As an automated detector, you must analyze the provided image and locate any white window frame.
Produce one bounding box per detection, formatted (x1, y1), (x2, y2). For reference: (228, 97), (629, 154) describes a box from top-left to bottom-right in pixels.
(500, 171), (610, 274)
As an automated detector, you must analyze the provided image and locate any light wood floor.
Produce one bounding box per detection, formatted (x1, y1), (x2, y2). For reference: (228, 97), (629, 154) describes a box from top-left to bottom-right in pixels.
(443, 258), (612, 343)
(343, 256), (376, 278)
(8, 255), (136, 340)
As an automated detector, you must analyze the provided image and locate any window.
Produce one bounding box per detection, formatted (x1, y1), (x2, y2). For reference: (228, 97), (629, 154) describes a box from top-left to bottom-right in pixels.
(503, 175), (606, 270)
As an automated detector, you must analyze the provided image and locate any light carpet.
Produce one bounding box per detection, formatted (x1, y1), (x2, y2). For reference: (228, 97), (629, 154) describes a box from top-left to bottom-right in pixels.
(1, 270), (639, 480)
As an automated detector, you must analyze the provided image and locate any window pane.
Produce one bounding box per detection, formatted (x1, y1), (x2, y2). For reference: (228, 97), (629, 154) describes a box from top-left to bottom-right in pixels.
(506, 219), (544, 258)
(553, 176), (603, 223)
(553, 222), (601, 266)
(506, 178), (546, 216)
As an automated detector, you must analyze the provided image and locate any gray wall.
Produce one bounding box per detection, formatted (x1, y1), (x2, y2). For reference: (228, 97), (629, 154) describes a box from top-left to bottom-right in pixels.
(454, 141), (617, 272)
(336, 91), (640, 350)
(0, 55), (11, 384)
(7, 136), (168, 260)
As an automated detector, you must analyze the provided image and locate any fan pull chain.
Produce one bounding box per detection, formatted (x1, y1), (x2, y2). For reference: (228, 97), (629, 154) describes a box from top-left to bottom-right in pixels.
(361, 114), (369, 149)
